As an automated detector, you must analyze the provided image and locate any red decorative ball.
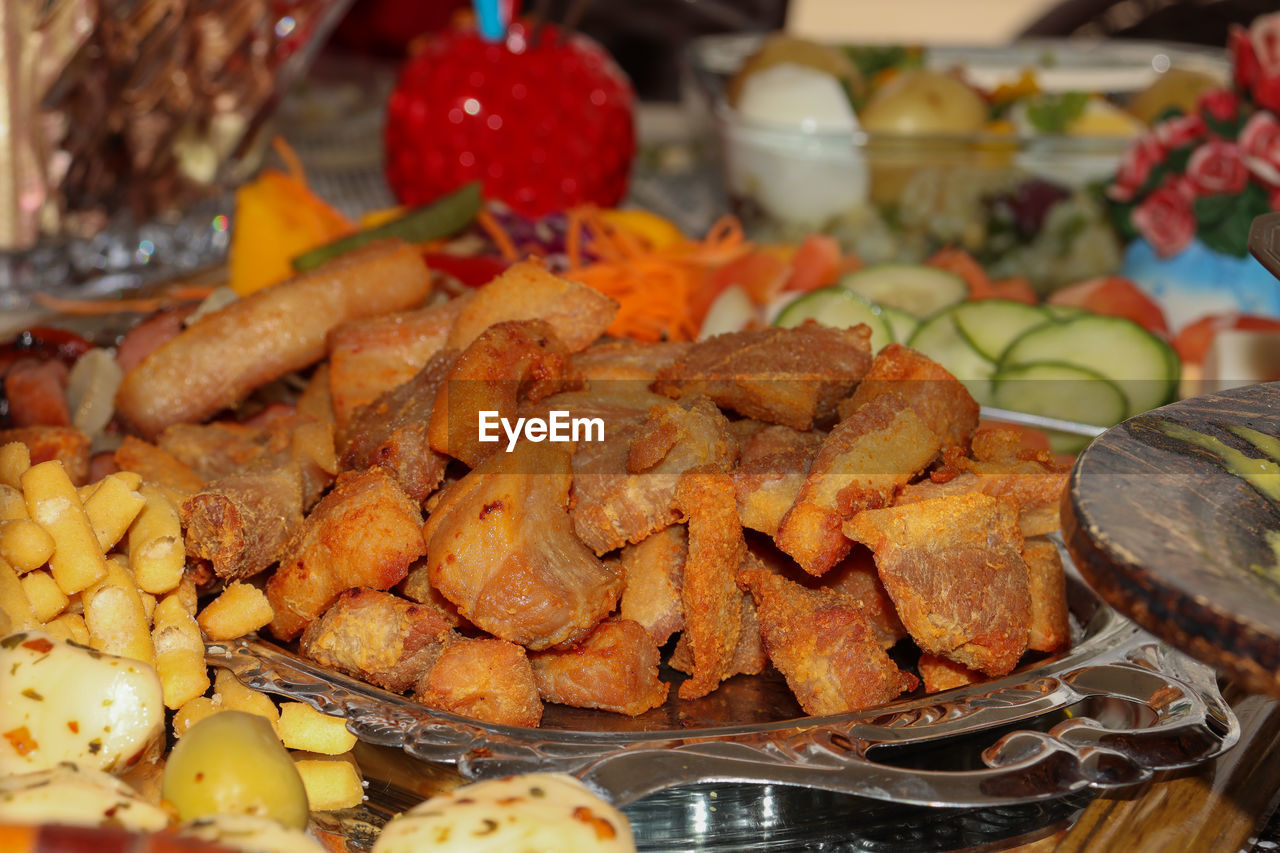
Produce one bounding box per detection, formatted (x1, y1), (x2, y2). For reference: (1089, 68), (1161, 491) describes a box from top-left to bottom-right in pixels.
(384, 22), (637, 218)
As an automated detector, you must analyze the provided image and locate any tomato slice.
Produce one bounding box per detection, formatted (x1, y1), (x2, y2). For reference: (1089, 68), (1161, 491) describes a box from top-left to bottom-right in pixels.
(1048, 276), (1170, 336)
(708, 251), (790, 306)
(422, 253), (509, 288)
(782, 234), (843, 294)
(1173, 313), (1280, 364)
(926, 247), (991, 298)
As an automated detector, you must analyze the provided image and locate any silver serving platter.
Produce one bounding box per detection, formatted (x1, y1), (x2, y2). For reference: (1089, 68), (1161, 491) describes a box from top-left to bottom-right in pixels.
(207, 557), (1238, 818)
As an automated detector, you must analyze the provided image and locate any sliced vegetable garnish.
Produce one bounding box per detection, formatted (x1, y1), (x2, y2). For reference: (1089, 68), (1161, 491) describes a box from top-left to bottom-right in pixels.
(838, 264), (967, 317)
(775, 286), (893, 353)
(952, 299), (1051, 362)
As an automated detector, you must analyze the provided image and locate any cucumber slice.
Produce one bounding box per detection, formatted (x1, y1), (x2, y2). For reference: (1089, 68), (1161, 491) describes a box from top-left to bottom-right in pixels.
(880, 305), (920, 344)
(1045, 304), (1087, 322)
(998, 314), (1179, 418)
(838, 264), (968, 317)
(991, 361), (1128, 453)
(952, 299), (1052, 362)
(906, 308), (995, 405)
(775, 287), (893, 354)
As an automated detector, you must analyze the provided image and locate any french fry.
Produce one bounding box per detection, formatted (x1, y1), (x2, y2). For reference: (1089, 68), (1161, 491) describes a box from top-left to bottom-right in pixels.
(42, 611), (90, 644)
(83, 474), (147, 551)
(21, 460), (107, 594)
(277, 703), (357, 754)
(0, 442), (30, 489)
(0, 517), (55, 573)
(293, 754), (364, 810)
(196, 581), (274, 641)
(0, 557), (37, 631)
(213, 668), (279, 730)
(19, 569), (68, 622)
(128, 484), (184, 595)
(152, 591), (211, 710)
(0, 484), (27, 520)
(83, 559), (155, 667)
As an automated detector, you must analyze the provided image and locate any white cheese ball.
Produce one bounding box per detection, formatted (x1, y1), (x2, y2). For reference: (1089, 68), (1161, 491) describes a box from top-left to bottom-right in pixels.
(180, 814), (328, 853)
(0, 630), (164, 775)
(0, 764), (169, 831)
(736, 63), (858, 133)
(372, 773), (635, 853)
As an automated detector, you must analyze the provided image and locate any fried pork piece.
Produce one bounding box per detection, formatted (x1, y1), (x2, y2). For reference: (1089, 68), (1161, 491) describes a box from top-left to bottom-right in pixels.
(821, 548), (907, 650)
(413, 636), (543, 728)
(652, 323), (873, 430)
(668, 584), (766, 683)
(733, 424), (825, 536)
(445, 259), (618, 353)
(300, 588), (454, 692)
(739, 567), (918, 715)
(835, 343), (980, 451)
(399, 559), (466, 628)
(5, 359), (70, 427)
(0, 426), (90, 485)
(775, 393), (942, 577)
(267, 467), (427, 640)
(423, 441), (621, 650)
(326, 296), (469, 428)
(339, 349), (456, 503)
(917, 654), (982, 693)
(1022, 537), (1070, 653)
(181, 461), (304, 581)
(571, 338), (691, 384)
(844, 492), (1031, 676)
(428, 320), (582, 467)
(672, 467), (750, 700)
(618, 525), (686, 646)
(530, 619), (670, 716)
(157, 422), (270, 481)
(567, 393), (737, 555)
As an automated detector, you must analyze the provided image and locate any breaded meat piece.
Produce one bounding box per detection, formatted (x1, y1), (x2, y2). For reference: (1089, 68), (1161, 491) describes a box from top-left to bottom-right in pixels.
(113, 435), (207, 503)
(413, 636), (543, 728)
(896, 456), (1069, 538)
(1022, 537), (1070, 653)
(530, 619), (669, 716)
(653, 323), (873, 430)
(821, 548), (907, 650)
(266, 467), (426, 640)
(423, 441), (621, 650)
(300, 588), (454, 692)
(618, 525), (686, 646)
(668, 581), (766, 683)
(182, 461), (304, 582)
(836, 343), (979, 451)
(844, 492), (1031, 676)
(732, 424), (825, 536)
(572, 338), (690, 384)
(0, 427), (91, 485)
(775, 393), (941, 576)
(445, 259), (618, 353)
(157, 421), (269, 481)
(917, 654), (982, 693)
(738, 567), (918, 715)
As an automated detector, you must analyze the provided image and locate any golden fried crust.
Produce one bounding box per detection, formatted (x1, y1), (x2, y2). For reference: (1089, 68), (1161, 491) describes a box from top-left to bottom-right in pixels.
(1022, 537), (1070, 653)
(267, 467), (426, 640)
(156, 422), (270, 481)
(530, 619), (670, 716)
(182, 463), (304, 582)
(413, 636), (543, 728)
(572, 338), (690, 384)
(896, 457), (1068, 537)
(618, 525), (686, 646)
(821, 548), (907, 650)
(0, 426), (91, 485)
(843, 492), (1031, 677)
(113, 436), (207, 502)
(775, 394), (941, 576)
(917, 654), (982, 693)
(653, 323), (873, 430)
(732, 424), (825, 537)
(738, 567), (918, 716)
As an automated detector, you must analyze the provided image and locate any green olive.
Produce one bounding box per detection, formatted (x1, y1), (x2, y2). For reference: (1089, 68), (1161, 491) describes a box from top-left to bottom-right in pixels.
(860, 70), (988, 135)
(1129, 68), (1220, 125)
(161, 710), (309, 830)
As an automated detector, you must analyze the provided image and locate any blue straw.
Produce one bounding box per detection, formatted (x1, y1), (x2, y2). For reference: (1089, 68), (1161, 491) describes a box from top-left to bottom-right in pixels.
(474, 0), (505, 42)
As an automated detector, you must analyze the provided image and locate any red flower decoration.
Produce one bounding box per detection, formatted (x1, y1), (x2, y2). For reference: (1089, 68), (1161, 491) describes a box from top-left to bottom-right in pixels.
(1132, 183), (1196, 258)
(1153, 112), (1205, 150)
(1107, 136), (1164, 202)
(1240, 111), (1280, 186)
(1230, 14), (1280, 113)
(1197, 88), (1239, 123)
(1186, 139), (1248, 195)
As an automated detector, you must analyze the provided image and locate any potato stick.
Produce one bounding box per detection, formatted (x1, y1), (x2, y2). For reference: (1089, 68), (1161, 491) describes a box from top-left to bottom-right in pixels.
(172, 574), (199, 617)
(83, 559), (155, 666)
(0, 484), (27, 521)
(128, 484), (185, 595)
(0, 442), (30, 489)
(153, 590), (211, 709)
(19, 569), (68, 622)
(21, 460), (108, 594)
(0, 518), (55, 573)
(41, 611), (88, 644)
(197, 581), (274, 641)
(0, 557), (37, 631)
(83, 474), (147, 552)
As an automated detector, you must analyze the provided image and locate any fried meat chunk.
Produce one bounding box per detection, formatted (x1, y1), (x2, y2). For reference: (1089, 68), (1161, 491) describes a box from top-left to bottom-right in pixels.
(0, 426), (90, 485)
(157, 422), (270, 481)
(617, 525), (685, 646)
(445, 260), (617, 353)
(821, 548), (907, 650)
(775, 393), (941, 576)
(423, 441), (621, 650)
(572, 338), (690, 384)
(668, 583), (766, 684)
(413, 636), (543, 728)
(738, 567), (918, 715)
(653, 323), (873, 430)
(427, 320), (582, 467)
(732, 424), (825, 536)
(844, 493), (1031, 676)
(917, 654), (982, 693)
(114, 435), (207, 502)
(299, 588), (454, 692)
(340, 349), (456, 503)
(530, 619), (669, 716)
(266, 467), (426, 640)
(181, 461), (304, 582)
(1023, 537), (1070, 653)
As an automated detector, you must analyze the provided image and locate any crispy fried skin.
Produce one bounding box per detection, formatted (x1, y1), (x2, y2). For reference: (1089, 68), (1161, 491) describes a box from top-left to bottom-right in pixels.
(835, 343), (979, 451)
(844, 493), (1031, 676)
(668, 583), (766, 682)
(653, 323), (873, 430)
(5, 359), (70, 427)
(181, 461), (304, 581)
(733, 424), (825, 536)
(896, 458), (1068, 537)
(413, 636), (543, 727)
(530, 619), (670, 716)
(673, 467), (748, 700)
(775, 394), (941, 576)
(445, 259), (618, 353)
(428, 320), (582, 467)
(917, 654), (982, 693)
(1023, 537), (1070, 653)
(326, 296), (469, 428)
(300, 588), (454, 692)
(340, 349), (456, 503)
(423, 441), (621, 650)
(267, 467), (426, 640)
(821, 548), (907, 650)
(113, 435), (207, 501)
(572, 338), (690, 384)
(116, 240), (434, 439)
(618, 525), (686, 646)
(0, 426), (91, 485)
(739, 567), (918, 715)
(157, 422), (270, 481)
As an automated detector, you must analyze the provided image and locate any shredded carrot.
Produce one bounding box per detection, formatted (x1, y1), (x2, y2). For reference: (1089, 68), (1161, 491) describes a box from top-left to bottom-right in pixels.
(32, 285), (218, 315)
(475, 210), (520, 262)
